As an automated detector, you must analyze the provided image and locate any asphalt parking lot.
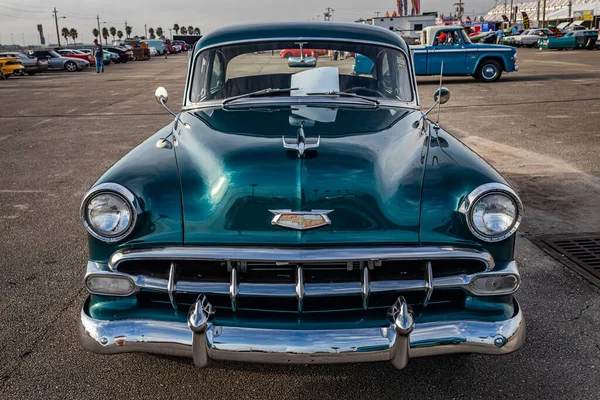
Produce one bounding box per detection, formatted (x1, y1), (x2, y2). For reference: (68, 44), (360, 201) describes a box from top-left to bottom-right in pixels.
(1, 49), (599, 399)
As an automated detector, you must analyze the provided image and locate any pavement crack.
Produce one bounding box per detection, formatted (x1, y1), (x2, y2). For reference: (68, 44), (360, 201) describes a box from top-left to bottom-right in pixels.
(570, 303), (592, 322)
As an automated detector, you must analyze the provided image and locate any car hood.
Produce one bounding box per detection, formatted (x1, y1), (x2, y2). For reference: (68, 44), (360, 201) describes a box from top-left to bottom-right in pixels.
(174, 104), (428, 246)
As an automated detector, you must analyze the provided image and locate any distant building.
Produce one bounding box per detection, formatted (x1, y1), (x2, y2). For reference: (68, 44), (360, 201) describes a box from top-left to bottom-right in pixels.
(364, 15), (436, 44)
(484, 0), (600, 29)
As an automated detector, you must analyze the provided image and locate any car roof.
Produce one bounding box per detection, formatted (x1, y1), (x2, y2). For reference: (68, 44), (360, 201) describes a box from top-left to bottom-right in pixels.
(195, 22), (408, 54)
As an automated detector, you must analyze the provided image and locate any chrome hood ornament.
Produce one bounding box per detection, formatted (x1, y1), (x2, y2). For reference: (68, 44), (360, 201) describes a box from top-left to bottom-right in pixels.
(269, 209), (333, 230)
(282, 122), (320, 157)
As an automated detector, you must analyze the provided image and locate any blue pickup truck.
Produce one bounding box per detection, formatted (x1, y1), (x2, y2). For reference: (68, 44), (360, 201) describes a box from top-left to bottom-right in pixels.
(353, 26), (518, 83)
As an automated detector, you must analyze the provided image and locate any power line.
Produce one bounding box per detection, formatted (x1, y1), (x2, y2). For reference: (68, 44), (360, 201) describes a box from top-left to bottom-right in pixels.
(0, 4), (49, 13)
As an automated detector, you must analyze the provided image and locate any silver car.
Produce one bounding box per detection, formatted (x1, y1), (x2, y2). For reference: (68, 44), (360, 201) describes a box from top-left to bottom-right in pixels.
(0, 52), (49, 75)
(30, 50), (89, 72)
(512, 29), (555, 48)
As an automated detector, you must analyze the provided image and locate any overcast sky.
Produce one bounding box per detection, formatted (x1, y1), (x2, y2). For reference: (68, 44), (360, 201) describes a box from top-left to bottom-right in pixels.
(0, 0), (497, 46)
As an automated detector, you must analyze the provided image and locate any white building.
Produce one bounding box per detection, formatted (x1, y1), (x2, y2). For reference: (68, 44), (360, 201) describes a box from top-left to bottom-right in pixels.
(484, 0), (600, 28)
(368, 15), (436, 43)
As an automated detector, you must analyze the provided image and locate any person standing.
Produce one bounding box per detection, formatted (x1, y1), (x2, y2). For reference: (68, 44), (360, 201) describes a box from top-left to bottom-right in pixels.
(496, 28), (504, 44)
(93, 39), (104, 73)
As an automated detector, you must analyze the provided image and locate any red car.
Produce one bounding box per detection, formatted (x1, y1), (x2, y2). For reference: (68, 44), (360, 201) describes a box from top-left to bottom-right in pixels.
(57, 49), (95, 66)
(279, 48), (327, 58)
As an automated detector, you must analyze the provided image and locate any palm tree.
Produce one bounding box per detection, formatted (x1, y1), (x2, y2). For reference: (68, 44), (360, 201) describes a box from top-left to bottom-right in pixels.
(180, 26), (187, 35)
(173, 24), (180, 35)
(92, 28), (99, 41)
(109, 26), (117, 41)
(125, 25), (132, 38)
(148, 27), (155, 39)
(69, 28), (78, 44)
(188, 26), (194, 35)
(61, 27), (70, 45)
(193, 27), (201, 35)
(156, 27), (163, 39)
(117, 30), (123, 40)
(102, 27), (109, 44)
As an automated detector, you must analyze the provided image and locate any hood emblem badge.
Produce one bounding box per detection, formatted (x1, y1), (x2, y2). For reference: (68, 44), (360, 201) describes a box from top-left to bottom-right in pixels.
(282, 122), (320, 157)
(269, 210), (333, 230)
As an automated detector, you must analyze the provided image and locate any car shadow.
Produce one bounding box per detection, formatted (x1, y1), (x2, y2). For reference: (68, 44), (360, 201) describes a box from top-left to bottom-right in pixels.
(418, 71), (600, 85)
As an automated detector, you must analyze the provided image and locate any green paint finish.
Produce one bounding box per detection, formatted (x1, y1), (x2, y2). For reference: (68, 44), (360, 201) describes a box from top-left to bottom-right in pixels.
(195, 22), (409, 54)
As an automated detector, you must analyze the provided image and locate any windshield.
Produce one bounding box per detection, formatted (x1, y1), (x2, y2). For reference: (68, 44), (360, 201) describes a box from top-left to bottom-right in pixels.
(49, 51), (61, 58)
(188, 41), (414, 105)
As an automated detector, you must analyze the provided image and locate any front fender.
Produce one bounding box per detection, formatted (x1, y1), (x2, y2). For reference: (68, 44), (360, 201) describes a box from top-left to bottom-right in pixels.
(85, 124), (184, 263)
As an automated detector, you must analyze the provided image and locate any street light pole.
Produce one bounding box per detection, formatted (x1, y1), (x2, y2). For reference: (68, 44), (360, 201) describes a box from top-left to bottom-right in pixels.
(542, 0), (546, 28)
(52, 8), (65, 48)
(22, 33), (25, 47)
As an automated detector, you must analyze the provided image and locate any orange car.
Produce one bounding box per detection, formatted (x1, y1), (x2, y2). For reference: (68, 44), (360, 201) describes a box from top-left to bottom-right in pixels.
(0, 56), (25, 79)
(279, 48), (327, 58)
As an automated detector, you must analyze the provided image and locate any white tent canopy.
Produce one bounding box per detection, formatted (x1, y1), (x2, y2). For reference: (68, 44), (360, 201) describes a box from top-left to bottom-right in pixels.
(484, 0), (600, 22)
(546, 2), (600, 19)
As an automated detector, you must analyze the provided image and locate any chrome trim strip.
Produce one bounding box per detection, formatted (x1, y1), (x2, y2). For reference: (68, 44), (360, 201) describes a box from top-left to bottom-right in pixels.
(108, 246), (495, 271)
(167, 262), (178, 309)
(79, 297), (525, 365)
(423, 261), (433, 307)
(296, 265), (304, 312)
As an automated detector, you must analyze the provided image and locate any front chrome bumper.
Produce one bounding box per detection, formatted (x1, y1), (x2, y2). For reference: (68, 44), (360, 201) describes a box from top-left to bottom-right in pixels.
(79, 296), (525, 369)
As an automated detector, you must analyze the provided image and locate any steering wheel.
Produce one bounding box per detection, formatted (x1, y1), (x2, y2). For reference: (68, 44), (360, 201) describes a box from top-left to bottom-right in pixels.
(343, 87), (384, 97)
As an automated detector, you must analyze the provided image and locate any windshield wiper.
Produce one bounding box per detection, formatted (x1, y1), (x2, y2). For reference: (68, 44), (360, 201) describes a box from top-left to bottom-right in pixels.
(221, 87), (298, 108)
(305, 91), (380, 105)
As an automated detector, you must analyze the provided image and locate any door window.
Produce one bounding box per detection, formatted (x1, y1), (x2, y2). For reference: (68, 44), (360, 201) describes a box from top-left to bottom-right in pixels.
(433, 30), (462, 46)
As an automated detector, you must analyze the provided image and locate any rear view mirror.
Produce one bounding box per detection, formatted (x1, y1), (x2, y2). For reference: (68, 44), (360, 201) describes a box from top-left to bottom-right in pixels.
(288, 56), (317, 68)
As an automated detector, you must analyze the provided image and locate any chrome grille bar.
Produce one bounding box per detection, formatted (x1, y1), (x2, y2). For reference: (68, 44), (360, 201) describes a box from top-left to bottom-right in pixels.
(361, 265), (370, 310)
(167, 262), (178, 310)
(296, 265), (304, 312)
(109, 246), (495, 271)
(229, 263), (239, 312)
(423, 261), (433, 307)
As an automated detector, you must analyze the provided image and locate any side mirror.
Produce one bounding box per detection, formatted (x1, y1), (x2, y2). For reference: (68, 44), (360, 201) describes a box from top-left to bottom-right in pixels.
(155, 87), (168, 105)
(288, 56), (317, 68)
(433, 87), (450, 105)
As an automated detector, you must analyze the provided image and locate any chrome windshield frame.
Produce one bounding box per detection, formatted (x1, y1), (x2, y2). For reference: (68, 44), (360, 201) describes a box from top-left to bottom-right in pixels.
(183, 37), (420, 111)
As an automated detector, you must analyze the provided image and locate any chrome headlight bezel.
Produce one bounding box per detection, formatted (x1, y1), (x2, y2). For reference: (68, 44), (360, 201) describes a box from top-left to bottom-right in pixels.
(459, 183), (523, 243)
(80, 183), (141, 243)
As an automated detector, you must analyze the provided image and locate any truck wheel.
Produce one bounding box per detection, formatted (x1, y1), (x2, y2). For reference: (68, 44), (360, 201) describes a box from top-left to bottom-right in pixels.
(476, 60), (503, 83)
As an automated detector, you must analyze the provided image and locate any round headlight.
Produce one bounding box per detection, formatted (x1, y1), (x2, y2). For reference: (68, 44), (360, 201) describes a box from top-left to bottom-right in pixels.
(460, 183), (523, 242)
(81, 183), (139, 242)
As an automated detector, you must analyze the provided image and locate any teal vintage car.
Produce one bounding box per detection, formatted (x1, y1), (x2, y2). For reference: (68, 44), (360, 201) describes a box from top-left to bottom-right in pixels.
(79, 22), (525, 369)
(538, 30), (599, 50)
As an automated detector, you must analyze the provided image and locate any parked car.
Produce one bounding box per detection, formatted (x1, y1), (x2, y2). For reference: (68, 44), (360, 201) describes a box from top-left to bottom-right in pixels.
(539, 30), (599, 50)
(79, 22), (525, 370)
(0, 52), (49, 75)
(56, 49), (95, 65)
(470, 31), (498, 44)
(280, 48), (327, 58)
(172, 40), (191, 51)
(148, 47), (158, 57)
(511, 28), (555, 48)
(412, 26), (518, 82)
(141, 40), (165, 56)
(0, 56), (24, 78)
(104, 46), (133, 63)
(31, 50), (89, 72)
(78, 49), (113, 65)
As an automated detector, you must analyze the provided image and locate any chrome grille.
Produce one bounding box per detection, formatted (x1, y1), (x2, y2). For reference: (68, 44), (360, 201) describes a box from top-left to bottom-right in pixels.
(112, 246), (490, 313)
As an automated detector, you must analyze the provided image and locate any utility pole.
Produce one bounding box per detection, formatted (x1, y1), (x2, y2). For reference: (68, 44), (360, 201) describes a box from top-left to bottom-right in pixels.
(144, 24), (148, 38)
(542, 0), (546, 28)
(459, 0), (462, 21)
(169, 28), (173, 39)
(510, 0), (514, 21)
(22, 33), (25, 47)
(568, 0), (572, 23)
(53, 7), (61, 47)
(537, 1), (540, 27)
(96, 15), (101, 40)
(375, 11), (381, 18)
